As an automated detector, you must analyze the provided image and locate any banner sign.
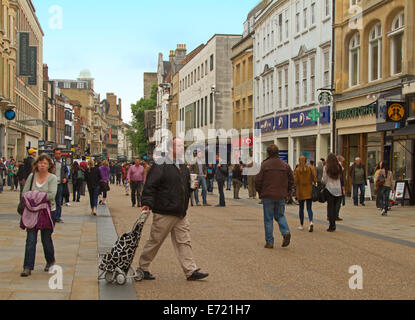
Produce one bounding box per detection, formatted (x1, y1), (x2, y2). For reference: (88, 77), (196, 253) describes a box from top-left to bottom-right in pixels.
(275, 115), (289, 131)
(19, 32), (30, 76)
(334, 102), (377, 120)
(319, 106), (331, 124)
(386, 101), (407, 123)
(255, 117), (275, 134)
(290, 111), (318, 129)
(28, 46), (38, 86)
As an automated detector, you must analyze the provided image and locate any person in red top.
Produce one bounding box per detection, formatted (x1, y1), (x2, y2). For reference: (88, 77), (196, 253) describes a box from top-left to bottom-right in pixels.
(79, 156), (88, 171)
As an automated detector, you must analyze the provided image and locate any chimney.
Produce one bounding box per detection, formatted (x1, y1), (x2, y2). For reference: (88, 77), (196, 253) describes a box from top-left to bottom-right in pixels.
(43, 64), (49, 81)
(175, 44), (187, 65)
(169, 50), (175, 65)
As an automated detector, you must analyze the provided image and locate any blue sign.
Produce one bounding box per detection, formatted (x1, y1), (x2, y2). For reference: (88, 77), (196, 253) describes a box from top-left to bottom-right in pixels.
(279, 150), (289, 163)
(275, 115), (289, 131)
(255, 118), (275, 134)
(319, 106), (331, 124)
(5, 109), (16, 121)
(290, 111), (318, 129)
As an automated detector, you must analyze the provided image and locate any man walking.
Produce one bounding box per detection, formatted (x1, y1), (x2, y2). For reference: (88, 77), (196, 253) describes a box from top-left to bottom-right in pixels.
(109, 161), (116, 185)
(115, 161), (122, 185)
(350, 157), (367, 206)
(247, 160), (257, 199)
(137, 138), (209, 281)
(190, 151), (211, 207)
(127, 158), (145, 207)
(255, 145), (293, 249)
(53, 149), (68, 223)
(215, 155), (228, 207)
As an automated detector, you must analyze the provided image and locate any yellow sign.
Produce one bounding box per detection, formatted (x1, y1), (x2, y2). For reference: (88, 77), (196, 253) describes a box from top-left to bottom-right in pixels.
(387, 103), (405, 122)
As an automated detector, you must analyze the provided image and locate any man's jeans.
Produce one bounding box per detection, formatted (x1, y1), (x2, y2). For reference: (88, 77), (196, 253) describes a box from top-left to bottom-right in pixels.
(207, 178), (214, 193)
(194, 176), (208, 205)
(217, 180), (226, 206)
(110, 174), (116, 185)
(55, 184), (64, 222)
(353, 183), (366, 205)
(131, 181), (143, 206)
(262, 199), (290, 244)
(23, 227), (55, 270)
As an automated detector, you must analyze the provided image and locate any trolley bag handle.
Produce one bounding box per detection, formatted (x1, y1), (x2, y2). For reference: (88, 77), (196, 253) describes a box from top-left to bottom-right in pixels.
(131, 210), (151, 233)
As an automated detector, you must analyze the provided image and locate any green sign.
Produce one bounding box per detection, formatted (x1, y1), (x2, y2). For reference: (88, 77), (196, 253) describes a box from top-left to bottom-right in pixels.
(28, 47), (37, 86)
(334, 103), (377, 120)
(319, 92), (332, 105)
(308, 109), (321, 122)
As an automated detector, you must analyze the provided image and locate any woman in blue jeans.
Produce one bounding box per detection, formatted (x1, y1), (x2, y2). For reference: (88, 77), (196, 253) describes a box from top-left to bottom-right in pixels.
(85, 159), (102, 216)
(20, 154), (57, 277)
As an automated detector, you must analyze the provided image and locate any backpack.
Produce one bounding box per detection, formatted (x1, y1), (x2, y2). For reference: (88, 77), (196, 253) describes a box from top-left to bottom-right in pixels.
(77, 169), (85, 181)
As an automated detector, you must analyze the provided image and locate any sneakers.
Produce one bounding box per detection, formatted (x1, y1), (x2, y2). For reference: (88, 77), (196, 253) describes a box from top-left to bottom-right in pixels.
(282, 232), (291, 248)
(203, 204), (211, 207)
(381, 210), (387, 216)
(298, 226), (304, 231)
(21, 269), (31, 277)
(309, 224), (314, 233)
(264, 243), (274, 249)
(187, 269), (209, 281)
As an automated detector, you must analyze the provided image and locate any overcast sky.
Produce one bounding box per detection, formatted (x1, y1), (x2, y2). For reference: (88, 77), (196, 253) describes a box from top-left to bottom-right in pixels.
(33, 0), (259, 123)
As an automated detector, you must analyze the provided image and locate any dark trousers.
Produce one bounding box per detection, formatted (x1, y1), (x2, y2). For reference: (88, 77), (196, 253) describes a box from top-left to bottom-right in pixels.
(55, 184), (64, 222)
(353, 183), (366, 205)
(207, 177), (214, 192)
(23, 228), (55, 270)
(217, 180), (226, 206)
(72, 180), (82, 201)
(233, 179), (242, 199)
(88, 187), (100, 209)
(130, 181), (143, 206)
(116, 174), (122, 185)
(327, 191), (342, 230)
(110, 174), (115, 185)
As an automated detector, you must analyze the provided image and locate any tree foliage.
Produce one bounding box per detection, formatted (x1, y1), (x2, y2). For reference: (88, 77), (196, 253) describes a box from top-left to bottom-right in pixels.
(127, 84), (157, 157)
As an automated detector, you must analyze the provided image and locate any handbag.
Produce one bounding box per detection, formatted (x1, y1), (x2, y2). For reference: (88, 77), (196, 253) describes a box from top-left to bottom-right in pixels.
(318, 188), (327, 203)
(18, 174), (34, 215)
(310, 167), (319, 202)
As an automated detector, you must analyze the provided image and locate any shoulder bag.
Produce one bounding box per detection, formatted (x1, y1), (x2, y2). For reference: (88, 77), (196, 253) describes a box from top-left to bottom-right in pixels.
(18, 174), (34, 215)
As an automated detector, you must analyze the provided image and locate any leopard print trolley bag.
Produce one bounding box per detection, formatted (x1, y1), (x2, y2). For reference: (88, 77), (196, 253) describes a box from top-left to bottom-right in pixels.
(98, 210), (151, 285)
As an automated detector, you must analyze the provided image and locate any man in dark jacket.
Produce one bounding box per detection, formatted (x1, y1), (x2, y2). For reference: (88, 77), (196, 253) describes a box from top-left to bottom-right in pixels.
(215, 155), (228, 207)
(138, 138), (209, 281)
(350, 157), (367, 206)
(255, 145), (294, 249)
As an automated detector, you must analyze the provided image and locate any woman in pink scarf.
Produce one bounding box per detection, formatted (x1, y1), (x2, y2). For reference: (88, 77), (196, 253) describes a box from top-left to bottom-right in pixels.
(20, 154), (58, 277)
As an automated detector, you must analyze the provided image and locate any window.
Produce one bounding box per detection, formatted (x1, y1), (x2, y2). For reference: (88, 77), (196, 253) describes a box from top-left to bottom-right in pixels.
(303, 60), (308, 104)
(390, 11), (404, 75)
(303, 7), (308, 30)
(349, 33), (360, 87)
(210, 54), (214, 71)
(310, 56), (316, 102)
(263, 78), (266, 113)
(205, 96), (208, 126)
(324, 0), (331, 18)
(323, 50), (330, 87)
(210, 93), (214, 124)
(278, 70), (282, 109)
(271, 74), (274, 111)
(311, 2), (316, 25)
(198, 67), (200, 81)
(350, 0), (360, 6)
(295, 5), (300, 34)
(295, 63), (300, 105)
(285, 10), (289, 39)
(278, 13), (283, 43)
(205, 60), (208, 75)
(284, 67), (289, 108)
(369, 23), (382, 81)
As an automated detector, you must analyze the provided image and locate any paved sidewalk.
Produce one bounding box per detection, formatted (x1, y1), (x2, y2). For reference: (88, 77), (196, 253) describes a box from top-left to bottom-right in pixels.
(218, 187), (415, 244)
(0, 189), (99, 300)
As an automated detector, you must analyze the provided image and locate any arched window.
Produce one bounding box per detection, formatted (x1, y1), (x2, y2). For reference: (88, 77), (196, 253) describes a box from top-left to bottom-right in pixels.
(389, 11), (404, 75)
(369, 23), (382, 81)
(349, 33), (360, 87)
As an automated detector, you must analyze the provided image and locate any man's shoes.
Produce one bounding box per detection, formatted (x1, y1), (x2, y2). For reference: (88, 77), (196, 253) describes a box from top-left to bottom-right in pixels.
(203, 204), (211, 207)
(336, 217), (343, 222)
(215, 204), (225, 207)
(264, 243), (274, 249)
(361, 203), (365, 207)
(138, 270), (156, 280)
(21, 269), (31, 277)
(56, 219), (63, 224)
(327, 228), (336, 232)
(196, 203), (202, 207)
(44, 262), (55, 272)
(132, 204), (135, 207)
(187, 270), (209, 281)
(282, 232), (291, 248)
(309, 224), (314, 233)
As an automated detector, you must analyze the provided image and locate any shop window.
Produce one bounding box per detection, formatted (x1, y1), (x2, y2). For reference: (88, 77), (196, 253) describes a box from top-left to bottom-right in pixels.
(393, 140), (413, 182)
(366, 133), (382, 181)
(409, 98), (415, 118)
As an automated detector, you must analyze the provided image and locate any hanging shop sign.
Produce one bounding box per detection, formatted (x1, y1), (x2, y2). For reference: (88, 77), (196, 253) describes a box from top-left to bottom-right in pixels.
(386, 101), (406, 123)
(319, 106), (331, 124)
(255, 117), (275, 134)
(334, 102), (377, 120)
(290, 110), (318, 129)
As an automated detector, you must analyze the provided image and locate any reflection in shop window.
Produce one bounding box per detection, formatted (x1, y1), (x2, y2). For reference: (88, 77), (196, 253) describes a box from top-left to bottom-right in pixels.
(366, 133), (382, 181)
(393, 140), (413, 182)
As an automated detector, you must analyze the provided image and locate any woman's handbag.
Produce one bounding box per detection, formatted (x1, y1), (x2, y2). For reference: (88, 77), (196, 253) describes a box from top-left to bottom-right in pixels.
(100, 181), (110, 192)
(318, 188), (327, 203)
(17, 174), (34, 215)
(312, 185), (320, 202)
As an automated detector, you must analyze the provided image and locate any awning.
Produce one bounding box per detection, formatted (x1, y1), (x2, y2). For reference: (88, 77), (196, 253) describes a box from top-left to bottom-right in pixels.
(390, 124), (415, 138)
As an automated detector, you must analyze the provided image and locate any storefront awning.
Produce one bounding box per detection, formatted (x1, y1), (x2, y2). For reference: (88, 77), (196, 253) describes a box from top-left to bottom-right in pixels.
(390, 124), (415, 138)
